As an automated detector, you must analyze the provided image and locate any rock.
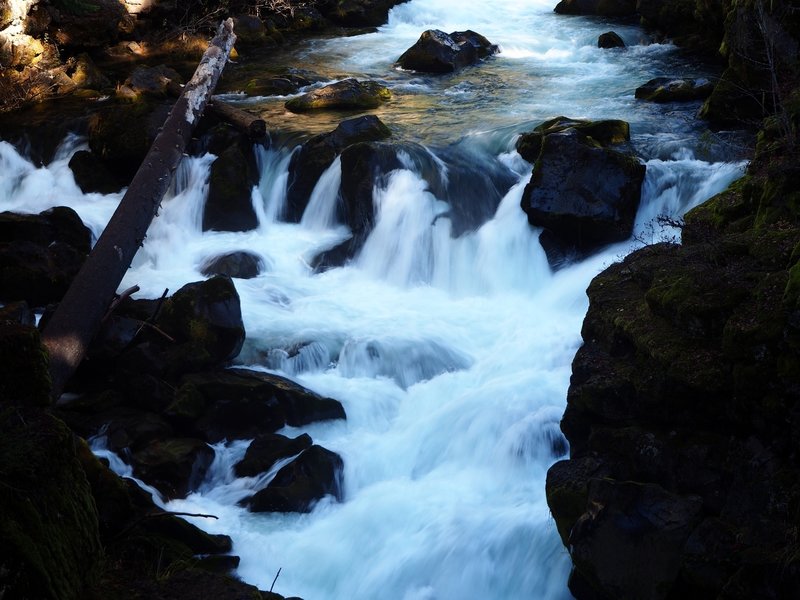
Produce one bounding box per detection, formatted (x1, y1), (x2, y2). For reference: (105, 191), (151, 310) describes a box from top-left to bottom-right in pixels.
(131, 437), (214, 499)
(232, 14), (271, 48)
(319, 0), (408, 27)
(0, 408), (102, 599)
(60, 406), (174, 455)
(203, 127), (260, 232)
(167, 368), (345, 442)
(245, 445), (343, 513)
(67, 52), (110, 90)
(516, 116), (631, 163)
(0, 322), (50, 406)
(635, 77), (714, 103)
(519, 119), (645, 265)
(568, 479), (703, 599)
(285, 78), (391, 112)
(553, 0), (636, 17)
(45, 0), (129, 48)
(88, 100), (172, 183)
(396, 29), (498, 73)
(240, 69), (320, 97)
(68, 149), (123, 194)
(151, 276), (246, 376)
(0, 207), (91, 306)
(235, 433), (313, 478)
(122, 64), (183, 98)
(597, 31), (625, 48)
(286, 115), (392, 221)
(312, 141), (403, 268)
(200, 251), (265, 279)
(0, 300), (36, 326)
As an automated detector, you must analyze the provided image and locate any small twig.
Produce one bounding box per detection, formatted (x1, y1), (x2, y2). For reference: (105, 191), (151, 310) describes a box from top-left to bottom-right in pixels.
(270, 567), (282, 593)
(136, 320), (176, 343)
(102, 285), (141, 323)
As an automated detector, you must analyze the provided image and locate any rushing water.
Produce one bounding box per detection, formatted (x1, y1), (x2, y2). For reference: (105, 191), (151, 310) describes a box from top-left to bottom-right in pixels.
(0, 0), (749, 598)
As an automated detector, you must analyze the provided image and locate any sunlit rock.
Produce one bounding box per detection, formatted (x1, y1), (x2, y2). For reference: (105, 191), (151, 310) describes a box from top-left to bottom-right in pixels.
(285, 77), (391, 112)
(396, 29), (498, 73)
(635, 76), (714, 103)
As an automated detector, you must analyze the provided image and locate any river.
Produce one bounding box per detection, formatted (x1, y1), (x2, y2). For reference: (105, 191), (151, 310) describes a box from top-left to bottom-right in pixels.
(0, 0), (747, 598)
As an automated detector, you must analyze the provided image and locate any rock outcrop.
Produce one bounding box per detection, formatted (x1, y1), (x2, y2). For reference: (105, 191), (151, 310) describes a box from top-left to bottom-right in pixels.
(635, 76), (714, 103)
(546, 101), (800, 599)
(285, 78), (391, 112)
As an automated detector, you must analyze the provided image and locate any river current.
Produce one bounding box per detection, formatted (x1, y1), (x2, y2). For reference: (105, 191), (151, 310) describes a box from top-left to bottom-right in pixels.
(0, 0), (748, 598)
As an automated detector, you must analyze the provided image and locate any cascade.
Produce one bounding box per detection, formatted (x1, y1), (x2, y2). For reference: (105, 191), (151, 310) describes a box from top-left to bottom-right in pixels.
(0, 0), (750, 598)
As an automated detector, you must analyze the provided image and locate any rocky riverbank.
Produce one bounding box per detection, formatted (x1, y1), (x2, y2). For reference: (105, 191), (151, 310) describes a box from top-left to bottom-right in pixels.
(545, 1), (800, 598)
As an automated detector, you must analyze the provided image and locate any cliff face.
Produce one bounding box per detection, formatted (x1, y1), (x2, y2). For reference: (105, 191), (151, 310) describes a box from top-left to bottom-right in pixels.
(546, 2), (800, 598)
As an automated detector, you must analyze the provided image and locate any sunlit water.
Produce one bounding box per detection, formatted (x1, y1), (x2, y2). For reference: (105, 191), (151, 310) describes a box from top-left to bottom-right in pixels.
(0, 0), (749, 598)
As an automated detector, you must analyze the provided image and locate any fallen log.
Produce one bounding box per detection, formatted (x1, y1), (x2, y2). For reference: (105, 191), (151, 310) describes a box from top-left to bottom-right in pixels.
(207, 100), (267, 140)
(42, 19), (237, 400)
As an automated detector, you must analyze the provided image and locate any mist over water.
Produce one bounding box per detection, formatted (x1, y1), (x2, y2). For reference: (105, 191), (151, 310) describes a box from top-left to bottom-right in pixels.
(0, 0), (750, 598)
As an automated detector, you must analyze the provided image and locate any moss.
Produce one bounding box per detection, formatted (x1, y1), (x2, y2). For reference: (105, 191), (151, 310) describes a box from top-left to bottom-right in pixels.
(0, 409), (102, 599)
(0, 322), (51, 406)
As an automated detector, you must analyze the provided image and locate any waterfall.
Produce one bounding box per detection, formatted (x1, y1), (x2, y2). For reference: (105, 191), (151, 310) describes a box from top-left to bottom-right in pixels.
(0, 0), (750, 597)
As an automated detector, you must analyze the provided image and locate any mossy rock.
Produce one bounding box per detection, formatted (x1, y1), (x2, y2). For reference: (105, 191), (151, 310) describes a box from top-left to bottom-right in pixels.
(0, 408), (102, 600)
(0, 322), (51, 406)
(516, 116), (630, 163)
(285, 78), (391, 113)
(635, 77), (714, 103)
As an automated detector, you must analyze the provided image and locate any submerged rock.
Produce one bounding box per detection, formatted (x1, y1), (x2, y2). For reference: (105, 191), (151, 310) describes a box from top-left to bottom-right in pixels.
(285, 78), (391, 112)
(518, 117), (644, 266)
(635, 77), (714, 103)
(396, 29), (498, 73)
(245, 445), (343, 513)
(200, 251), (266, 279)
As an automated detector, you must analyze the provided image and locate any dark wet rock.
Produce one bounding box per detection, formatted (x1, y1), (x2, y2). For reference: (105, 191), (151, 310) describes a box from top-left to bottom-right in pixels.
(45, 0), (129, 48)
(635, 76), (714, 103)
(0, 322), (50, 406)
(0, 408), (102, 599)
(519, 117), (645, 265)
(203, 127), (260, 232)
(68, 149), (123, 194)
(553, 0), (636, 17)
(516, 116), (631, 163)
(396, 29), (498, 73)
(568, 479), (703, 600)
(285, 78), (391, 112)
(286, 115), (392, 221)
(167, 368), (345, 442)
(120, 64), (183, 99)
(312, 141), (403, 268)
(88, 100), (172, 183)
(200, 251), (266, 279)
(232, 14), (283, 49)
(597, 31), (624, 48)
(61, 406), (174, 455)
(245, 445), (343, 513)
(0, 300), (36, 326)
(0, 207), (91, 306)
(67, 52), (111, 90)
(547, 122), (800, 597)
(235, 433), (313, 478)
(319, 0), (409, 27)
(131, 437), (214, 499)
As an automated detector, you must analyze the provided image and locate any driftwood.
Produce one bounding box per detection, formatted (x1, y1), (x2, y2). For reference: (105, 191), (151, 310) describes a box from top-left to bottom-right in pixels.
(207, 100), (267, 140)
(42, 19), (237, 400)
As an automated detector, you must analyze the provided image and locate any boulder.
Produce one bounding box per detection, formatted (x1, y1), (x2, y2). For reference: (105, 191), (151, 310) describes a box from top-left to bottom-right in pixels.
(60, 406), (174, 455)
(203, 127), (260, 232)
(0, 322), (51, 406)
(120, 64), (182, 99)
(232, 14), (282, 49)
(516, 116), (631, 163)
(234, 433), (313, 478)
(312, 141), (403, 269)
(0, 207), (91, 306)
(519, 119), (645, 265)
(396, 29), (498, 73)
(285, 115), (392, 221)
(245, 445), (343, 513)
(67, 53), (110, 90)
(88, 100), (172, 183)
(45, 0), (129, 48)
(130, 437), (214, 499)
(598, 31), (625, 48)
(240, 69), (320, 97)
(319, 0), (408, 27)
(167, 368), (345, 442)
(0, 409), (102, 600)
(635, 77), (714, 103)
(68, 149), (123, 194)
(0, 300), (36, 326)
(200, 251), (265, 279)
(285, 78), (391, 112)
(554, 0), (637, 17)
